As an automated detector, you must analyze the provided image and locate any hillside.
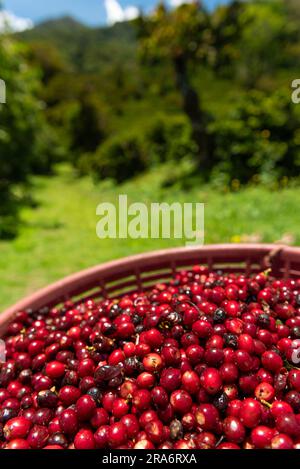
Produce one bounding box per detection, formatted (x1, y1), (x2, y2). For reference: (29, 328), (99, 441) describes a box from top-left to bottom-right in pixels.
(19, 16), (137, 72)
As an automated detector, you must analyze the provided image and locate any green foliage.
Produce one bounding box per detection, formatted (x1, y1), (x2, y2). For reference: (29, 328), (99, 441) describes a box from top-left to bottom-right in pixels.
(0, 37), (60, 237)
(144, 114), (197, 164)
(233, 0), (299, 86)
(28, 40), (70, 83)
(1, 0), (300, 242)
(79, 114), (196, 183)
(137, 3), (210, 63)
(209, 90), (300, 184)
(81, 132), (148, 183)
(69, 92), (109, 158)
(19, 17), (137, 74)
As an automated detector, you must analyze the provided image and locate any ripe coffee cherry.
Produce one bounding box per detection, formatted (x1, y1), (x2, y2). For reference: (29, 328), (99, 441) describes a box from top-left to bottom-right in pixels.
(234, 350), (253, 372)
(160, 368), (181, 392)
(143, 329), (164, 348)
(90, 408), (109, 429)
(200, 368), (222, 395)
(132, 389), (151, 410)
(237, 334), (255, 353)
(5, 438), (30, 449)
(37, 390), (58, 409)
(139, 410), (159, 428)
(220, 363), (239, 383)
(134, 439), (155, 449)
(108, 422), (128, 447)
(170, 390), (192, 414)
(192, 320), (213, 338)
(45, 361), (65, 379)
(47, 432), (68, 449)
(185, 345), (204, 365)
(261, 351), (283, 373)
(204, 348), (224, 367)
(255, 382), (275, 402)
(77, 358), (95, 377)
(143, 353), (163, 372)
(59, 409), (78, 435)
(196, 404), (219, 431)
(145, 420), (164, 445)
(275, 413), (300, 437)
(227, 399), (242, 418)
(223, 417), (245, 443)
(239, 398), (261, 428)
(136, 372), (155, 389)
(217, 442), (240, 449)
(34, 409), (52, 426)
(75, 395), (96, 421)
(121, 414), (139, 439)
(285, 390), (300, 412)
(271, 434), (294, 449)
(27, 425), (49, 449)
(94, 425), (109, 449)
(3, 265), (300, 450)
(74, 429), (95, 449)
(288, 369), (300, 391)
(225, 301), (240, 318)
(160, 346), (181, 367)
(112, 398), (129, 418)
(181, 371), (200, 394)
(151, 386), (169, 409)
(4, 417), (31, 440)
(270, 400), (293, 419)
(251, 426), (275, 449)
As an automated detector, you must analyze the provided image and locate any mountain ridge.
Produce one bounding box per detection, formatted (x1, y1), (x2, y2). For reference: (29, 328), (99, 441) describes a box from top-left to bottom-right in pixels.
(18, 15), (137, 73)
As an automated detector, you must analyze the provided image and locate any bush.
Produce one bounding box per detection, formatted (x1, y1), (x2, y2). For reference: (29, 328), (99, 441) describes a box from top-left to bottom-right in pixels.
(83, 131), (148, 183)
(209, 90), (300, 184)
(78, 90), (300, 187)
(145, 114), (197, 164)
(0, 37), (60, 237)
(78, 114), (196, 183)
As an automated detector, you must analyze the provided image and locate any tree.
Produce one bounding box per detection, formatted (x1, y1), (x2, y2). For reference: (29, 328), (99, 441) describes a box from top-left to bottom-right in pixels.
(136, 1), (246, 171)
(70, 90), (108, 157)
(0, 34), (59, 237)
(137, 2), (213, 171)
(233, 0), (298, 86)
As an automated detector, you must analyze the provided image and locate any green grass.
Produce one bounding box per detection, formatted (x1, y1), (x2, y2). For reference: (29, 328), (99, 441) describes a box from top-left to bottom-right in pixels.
(0, 164), (299, 312)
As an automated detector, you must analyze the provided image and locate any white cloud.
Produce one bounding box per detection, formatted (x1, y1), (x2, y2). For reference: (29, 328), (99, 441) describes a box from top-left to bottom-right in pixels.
(104, 0), (139, 25)
(169, 0), (195, 7)
(0, 10), (33, 33)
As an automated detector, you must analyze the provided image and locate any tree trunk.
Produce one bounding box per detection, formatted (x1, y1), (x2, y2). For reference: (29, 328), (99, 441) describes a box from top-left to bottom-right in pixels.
(173, 55), (211, 169)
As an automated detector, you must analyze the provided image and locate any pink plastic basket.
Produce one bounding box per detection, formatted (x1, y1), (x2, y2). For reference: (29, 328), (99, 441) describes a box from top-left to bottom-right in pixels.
(1, 243), (300, 336)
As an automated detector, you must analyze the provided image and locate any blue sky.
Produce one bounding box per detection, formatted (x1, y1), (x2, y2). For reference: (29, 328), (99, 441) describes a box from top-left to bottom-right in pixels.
(3, 0), (229, 26)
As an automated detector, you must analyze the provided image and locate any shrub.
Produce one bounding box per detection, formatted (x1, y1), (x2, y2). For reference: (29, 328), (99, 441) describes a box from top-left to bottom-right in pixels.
(79, 113), (196, 183)
(0, 37), (60, 237)
(209, 90), (300, 184)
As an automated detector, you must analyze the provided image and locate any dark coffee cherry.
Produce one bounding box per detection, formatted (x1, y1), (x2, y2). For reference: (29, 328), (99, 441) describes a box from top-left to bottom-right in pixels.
(213, 393), (229, 412)
(257, 314), (270, 328)
(224, 333), (238, 349)
(213, 308), (226, 324)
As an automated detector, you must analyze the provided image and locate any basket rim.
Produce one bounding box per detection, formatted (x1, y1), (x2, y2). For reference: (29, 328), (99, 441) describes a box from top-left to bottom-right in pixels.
(1, 243), (299, 325)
